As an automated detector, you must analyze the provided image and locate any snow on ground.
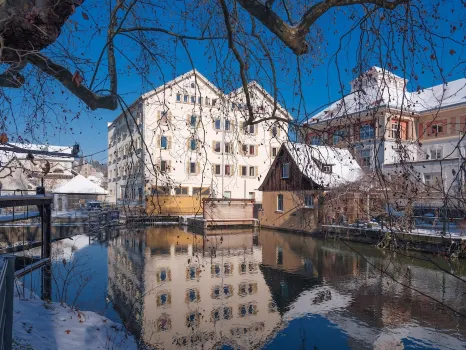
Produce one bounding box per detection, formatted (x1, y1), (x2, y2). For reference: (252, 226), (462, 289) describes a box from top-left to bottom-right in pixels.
(13, 283), (137, 350)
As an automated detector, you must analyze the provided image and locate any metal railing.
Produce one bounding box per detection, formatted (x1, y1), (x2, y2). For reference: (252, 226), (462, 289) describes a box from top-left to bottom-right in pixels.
(0, 256), (15, 350)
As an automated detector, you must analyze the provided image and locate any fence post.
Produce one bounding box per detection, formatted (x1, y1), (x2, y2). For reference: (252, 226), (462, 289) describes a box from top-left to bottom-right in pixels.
(4, 255), (15, 350)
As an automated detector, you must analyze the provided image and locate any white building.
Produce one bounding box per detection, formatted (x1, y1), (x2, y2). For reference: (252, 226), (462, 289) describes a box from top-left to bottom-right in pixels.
(107, 70), (290, 204)
(300, 66), (466, 200)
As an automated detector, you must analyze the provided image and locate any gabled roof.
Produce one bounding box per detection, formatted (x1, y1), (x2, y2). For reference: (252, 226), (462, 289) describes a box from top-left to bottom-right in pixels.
(53, 174), (107, 194)
(0, 143), (74, 163)
(141, 69), (223, 100)
(228, 80), (293, 120)
(305, 66), (466, 125)
(259, 142), (363, 190)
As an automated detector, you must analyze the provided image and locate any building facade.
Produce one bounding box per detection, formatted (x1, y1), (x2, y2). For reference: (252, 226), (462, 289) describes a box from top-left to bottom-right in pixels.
(107, 70), (290, 204)
(300, 67), (466, 201)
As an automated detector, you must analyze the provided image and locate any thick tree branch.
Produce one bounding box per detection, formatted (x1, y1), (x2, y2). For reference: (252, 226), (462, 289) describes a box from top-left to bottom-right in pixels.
(27, 53), (118, 110)
(0, 61), (27, 88)
(235, 0), (409, 55)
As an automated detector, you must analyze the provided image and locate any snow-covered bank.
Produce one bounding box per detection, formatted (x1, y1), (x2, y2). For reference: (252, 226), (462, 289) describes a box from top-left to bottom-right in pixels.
(13, 285), (137, 350)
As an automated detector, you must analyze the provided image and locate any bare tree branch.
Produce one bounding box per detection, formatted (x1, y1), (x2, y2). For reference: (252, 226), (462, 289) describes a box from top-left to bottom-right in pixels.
(235, 0), (409, 54)
(27, 53), (118, 111)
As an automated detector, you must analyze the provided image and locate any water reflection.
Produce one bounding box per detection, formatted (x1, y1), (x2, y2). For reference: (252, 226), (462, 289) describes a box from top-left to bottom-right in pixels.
(106, 227), (466, 349)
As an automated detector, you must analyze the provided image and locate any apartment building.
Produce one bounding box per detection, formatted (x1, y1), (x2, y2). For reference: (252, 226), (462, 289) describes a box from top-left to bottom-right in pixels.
(107, 70), (290, 204)
(300, 66), (466, 197)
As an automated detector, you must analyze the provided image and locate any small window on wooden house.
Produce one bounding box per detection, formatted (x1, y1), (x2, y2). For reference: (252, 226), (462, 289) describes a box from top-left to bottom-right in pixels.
(281, 163), (290, 179)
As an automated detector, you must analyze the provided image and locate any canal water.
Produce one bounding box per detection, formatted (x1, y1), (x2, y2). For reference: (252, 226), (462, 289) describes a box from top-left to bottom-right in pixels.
(21, 226), (466, 349)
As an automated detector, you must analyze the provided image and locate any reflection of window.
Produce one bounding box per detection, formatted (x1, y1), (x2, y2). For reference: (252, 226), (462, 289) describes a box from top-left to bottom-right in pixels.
(211, 308), (221, 323)
(248, 262), (257, 273)
(238, 282), (257, 297)
(211, 284), (233, 299)
(156, 268), (171, 283)
(185, 312), (200, 328)
(277, 247), (283, 265)
(238, 302), (258, 317)
(211, 264), (221, 277)
(224, 263), (233, 276)
(156, 291), (171, 307)
(157, 313), (172, 332)
(268, 301), (277, 313)
(185, 288), (200, 303)
(186, 266), (200, 280)
(239, 262), (247, 274)
(223, 307), (233, 320)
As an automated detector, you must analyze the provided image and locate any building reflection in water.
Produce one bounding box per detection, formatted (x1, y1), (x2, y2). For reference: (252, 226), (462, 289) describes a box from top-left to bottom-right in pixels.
(107, 227), (466, 349)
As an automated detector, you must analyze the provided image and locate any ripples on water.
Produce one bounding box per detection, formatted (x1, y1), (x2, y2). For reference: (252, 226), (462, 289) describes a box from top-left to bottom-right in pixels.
(21, 226), (466, 349)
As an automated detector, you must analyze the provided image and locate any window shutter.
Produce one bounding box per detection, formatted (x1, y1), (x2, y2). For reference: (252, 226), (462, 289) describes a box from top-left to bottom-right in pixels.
(156, 135), (161, 148)
(168, 136), (172, 150)
(254, 125), (258, 135)
(157, 110), (161, 122)
(196, 162), (200, 175)
(186, 162), (190, 174)
(239, 165), (242, 176)
(255, 145), (259, 156)
(186, 139), (190, 151)
(168, 160), (172, 172)
(255, 167), (259, 178)
(168, 111), (173, 124)
(240, 121), (244, 133)
(196, 139), (200, 151)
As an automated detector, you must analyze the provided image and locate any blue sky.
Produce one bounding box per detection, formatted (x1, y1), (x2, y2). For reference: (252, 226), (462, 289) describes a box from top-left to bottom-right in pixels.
(6, 1), (465, 163)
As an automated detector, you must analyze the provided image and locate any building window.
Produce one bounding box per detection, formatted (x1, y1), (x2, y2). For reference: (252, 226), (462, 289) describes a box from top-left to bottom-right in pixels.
(241, 166), (247, 176)
(184, 95), (188, 103)
(424, 173), (442, 187)
(160, 136), (168, 149)
(282, 163), (290, 179)
(333, 129), (345, 144)
(176, 94), (181, 102)
(191, 96), (196, 104)
(190, 115), (197, 127)
(224, 165), (231, 176)
(310, 135), (321, 145)
(214, 164), (221, 175)
(198, 96), (202, 105)
(205, 97), (210, 105)
(360, 149), (371, 166)
(225, 120), (231, 131)
(249, 192), (255, 200)
(224, 142), (231, 154)
(360, 125), (375, 140)
(214, 119), (221, 130)
(212, 98), (217, 106)
(391, 123), (400, 138)
(224, 191), (231, 199)
(277, 194), (284, 212)
(190, 139), (197, 151)
(160, 160), (168, 172)
(160, 111), (169, 124)
(431, 124), (443, 135)
(430, 147), (443, 160)
(304, 195), (314, 208)
(175, 187), (189, 195)
(249, 145), (255, 156)
(272, 147), (278, 157)
(272, 126), (278, 137)
(214, 141), (221, 153)
(242, 144), (248, 155)
(249, 167), (255, 177)
(189, 162), (196, 174)
(191, 82), (195, 88)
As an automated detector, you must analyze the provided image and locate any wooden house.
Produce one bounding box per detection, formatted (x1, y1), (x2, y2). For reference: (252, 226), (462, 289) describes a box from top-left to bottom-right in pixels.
(258, 142), (363, 232)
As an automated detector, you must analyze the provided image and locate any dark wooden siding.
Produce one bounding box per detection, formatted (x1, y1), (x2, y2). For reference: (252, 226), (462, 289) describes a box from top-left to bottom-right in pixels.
(260, 147), (319, 192)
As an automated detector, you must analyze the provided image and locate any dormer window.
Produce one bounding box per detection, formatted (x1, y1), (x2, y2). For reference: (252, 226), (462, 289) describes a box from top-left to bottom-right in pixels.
(322, 164), (332, 174)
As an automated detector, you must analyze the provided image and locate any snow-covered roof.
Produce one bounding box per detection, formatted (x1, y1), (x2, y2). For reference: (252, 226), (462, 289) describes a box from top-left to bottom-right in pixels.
(53, 174), (107, 194)
(0, 143), (74, 163)
(285, 142), (363, 188)
(306, 66), (466, 125)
